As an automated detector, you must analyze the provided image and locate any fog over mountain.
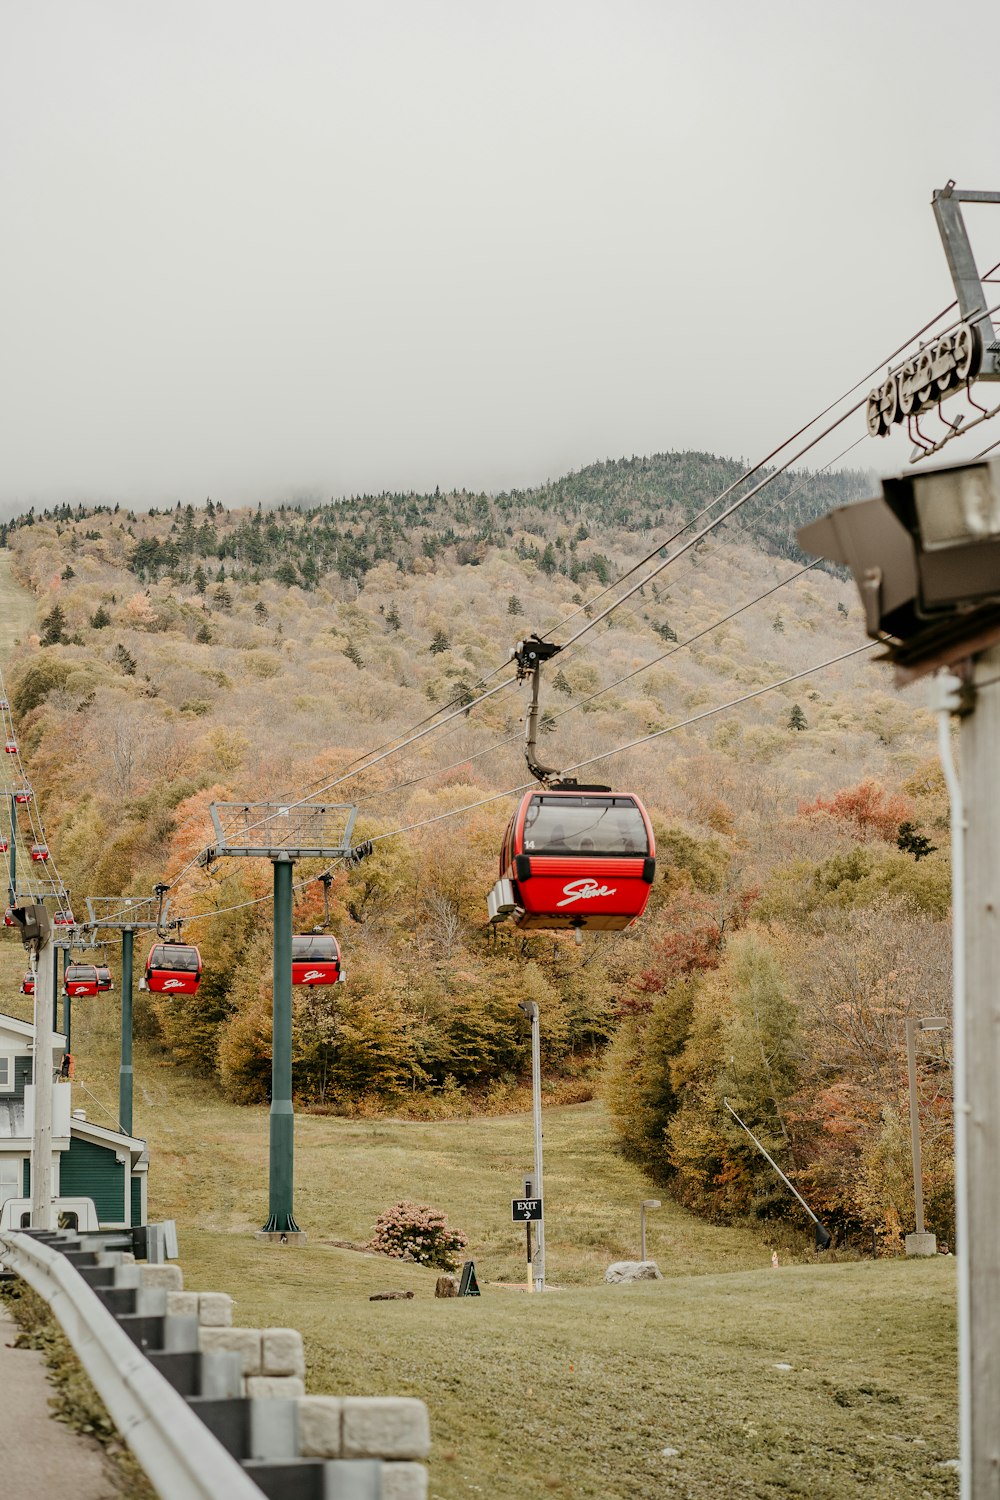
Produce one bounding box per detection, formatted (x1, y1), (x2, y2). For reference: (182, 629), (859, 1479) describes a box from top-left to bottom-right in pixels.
(3, 1), (1000, 510)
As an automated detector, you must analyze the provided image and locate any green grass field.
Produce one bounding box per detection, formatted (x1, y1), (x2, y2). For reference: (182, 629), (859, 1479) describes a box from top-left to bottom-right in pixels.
(0, 958), (958, 1500)
(0, 553), (37, 657)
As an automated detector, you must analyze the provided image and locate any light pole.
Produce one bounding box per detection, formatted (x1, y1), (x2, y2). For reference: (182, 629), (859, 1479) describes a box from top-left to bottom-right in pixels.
(640, 1199), (660, 1263)
(518, 1000), (545, 1292)
(905, 1015), (948, 1256)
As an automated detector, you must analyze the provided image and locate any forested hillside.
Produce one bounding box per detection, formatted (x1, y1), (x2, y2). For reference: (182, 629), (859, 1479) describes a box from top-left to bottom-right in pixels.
(0, 450), (953, 1248)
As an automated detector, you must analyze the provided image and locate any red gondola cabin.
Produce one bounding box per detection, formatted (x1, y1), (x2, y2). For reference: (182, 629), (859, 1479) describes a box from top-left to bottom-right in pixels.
(489, 789), (656, 931)
(30, 843), (49, 861)
(96, 965), (113, 992)
(143, 942), (202, 995)
(64, 964), (100, 998)
(14, 789), (33, 804)
(54, 909), (75, 927)
(20, 972), (34, 995)
(291, 933), (344, 986)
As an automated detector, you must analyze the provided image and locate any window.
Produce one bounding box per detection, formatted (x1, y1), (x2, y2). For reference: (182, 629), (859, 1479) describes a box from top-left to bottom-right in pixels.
(522, 796), (649, 857)
(292, 936), (337, 961)
(0, 1159), (20, 1207)
(149, 945), (200, 972)
(0, 1056), (11, 1092)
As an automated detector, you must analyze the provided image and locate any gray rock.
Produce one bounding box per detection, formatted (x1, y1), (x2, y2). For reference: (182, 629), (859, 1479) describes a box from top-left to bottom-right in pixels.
(604, 1260), (663, 1284)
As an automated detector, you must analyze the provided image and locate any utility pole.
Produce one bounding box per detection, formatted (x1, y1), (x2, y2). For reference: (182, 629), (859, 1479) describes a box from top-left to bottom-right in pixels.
(957, 648), (1000, 1496)
(199, 800), (358, 1243)
(10, 904), (55, 1229)
(799, 449), (1000, 1498)
(904, 1015), (948, 1256)
(518, 1000), (545, 1291)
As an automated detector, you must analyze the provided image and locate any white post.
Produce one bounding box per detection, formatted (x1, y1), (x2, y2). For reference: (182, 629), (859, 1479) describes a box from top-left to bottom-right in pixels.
(905, 1016), (926, 1236)
(31, 932), (55, 1230)
(530, 1005), (545, 1292)
(960, 643), (1000, 1498)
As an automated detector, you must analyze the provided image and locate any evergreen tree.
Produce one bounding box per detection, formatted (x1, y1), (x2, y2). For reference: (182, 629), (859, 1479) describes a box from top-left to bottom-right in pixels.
(552, 669), (572, 695)
(343, 641), (364, 669)
(195, 621), (213, 644)
(61, 564), (75, 580)
(897, 821), (937, 861)
(40, 603), (68, 645)
(788, 704), (807, 731)
(113, 643), (137, 675)
(214, 585), (233, 611)
(385, 604), (401, 631)
(253, 601), (268, 624)
(429, 628), (450, 654)
(507, 594), (523, 615)
(89, 604), (112, 629)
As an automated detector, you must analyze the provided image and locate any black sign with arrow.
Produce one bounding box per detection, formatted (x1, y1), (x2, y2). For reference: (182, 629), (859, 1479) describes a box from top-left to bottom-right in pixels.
(512, 1198), (543, 1221)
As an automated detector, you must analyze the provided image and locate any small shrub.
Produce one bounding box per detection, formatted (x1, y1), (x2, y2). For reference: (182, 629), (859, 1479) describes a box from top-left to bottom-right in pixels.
(368, 1200), (469, 1270)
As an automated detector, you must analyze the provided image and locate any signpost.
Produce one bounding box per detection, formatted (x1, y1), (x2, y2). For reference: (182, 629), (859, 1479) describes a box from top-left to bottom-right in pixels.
(517, 1001), (546, 1291)
(511, 1198), (543, 1221)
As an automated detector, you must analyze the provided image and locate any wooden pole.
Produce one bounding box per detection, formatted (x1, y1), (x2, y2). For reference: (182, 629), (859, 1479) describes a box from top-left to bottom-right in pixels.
(961, 642), (1000, 1495)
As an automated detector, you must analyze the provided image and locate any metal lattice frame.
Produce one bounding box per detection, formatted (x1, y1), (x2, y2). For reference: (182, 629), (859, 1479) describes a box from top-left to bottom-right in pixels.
(84, 895), (170, 932)
(201, 802), (358, 862)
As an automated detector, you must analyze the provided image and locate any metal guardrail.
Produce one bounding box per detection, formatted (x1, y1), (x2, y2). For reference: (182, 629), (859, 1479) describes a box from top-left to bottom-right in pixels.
(0, 1230), (265, 1500)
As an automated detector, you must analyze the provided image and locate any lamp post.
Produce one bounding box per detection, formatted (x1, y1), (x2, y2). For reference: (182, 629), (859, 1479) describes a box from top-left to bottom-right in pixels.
(640, 1199), (660, 1263)
(797, 452), (1000, 1496)
(905, 1015), (947, 1257)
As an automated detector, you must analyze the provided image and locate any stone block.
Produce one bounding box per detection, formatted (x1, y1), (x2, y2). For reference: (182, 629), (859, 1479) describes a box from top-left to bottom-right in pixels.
(199, 1326), (262, 1375)
(905, 1231), (938, 1257)
(245, 1375), (306, 1399)
(140, 1263), (184, 1291)
(261, 1327), (305, 1378)
(604, 1260), (663, 1284)
(382, 1463), (429, 1500)
(297, 1395), (343, 1457)
(166, 1291), (199, 1319)
(342, 1398), (431, 1460)
(198, 1291), (234, 1326)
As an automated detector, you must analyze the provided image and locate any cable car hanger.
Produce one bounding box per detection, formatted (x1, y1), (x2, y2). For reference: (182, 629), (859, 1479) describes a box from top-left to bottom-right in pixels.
(511, 636), (610, 792)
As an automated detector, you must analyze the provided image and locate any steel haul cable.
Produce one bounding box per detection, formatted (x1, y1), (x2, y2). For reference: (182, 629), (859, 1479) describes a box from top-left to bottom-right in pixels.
(175, 637), (878, 925)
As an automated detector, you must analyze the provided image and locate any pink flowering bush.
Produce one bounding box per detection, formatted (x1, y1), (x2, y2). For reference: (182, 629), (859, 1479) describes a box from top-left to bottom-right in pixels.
(368, 1200), (469, 1271)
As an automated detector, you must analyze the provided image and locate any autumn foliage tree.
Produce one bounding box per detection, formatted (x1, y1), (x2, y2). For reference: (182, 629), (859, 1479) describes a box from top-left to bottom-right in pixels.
(798, 778), (914, 842)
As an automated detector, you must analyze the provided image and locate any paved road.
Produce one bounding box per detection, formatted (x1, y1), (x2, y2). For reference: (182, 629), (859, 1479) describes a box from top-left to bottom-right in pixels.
(0, 1305), (116, 1498)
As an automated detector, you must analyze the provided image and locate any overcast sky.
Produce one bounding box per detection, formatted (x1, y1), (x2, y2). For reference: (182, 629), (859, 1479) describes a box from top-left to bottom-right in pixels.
(3, 1), (1000, 511)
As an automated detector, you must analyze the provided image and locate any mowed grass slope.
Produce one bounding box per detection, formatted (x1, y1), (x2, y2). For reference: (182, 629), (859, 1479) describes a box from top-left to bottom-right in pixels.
(179, 1232), (957, 1500)
(0, 970), (958, 1500)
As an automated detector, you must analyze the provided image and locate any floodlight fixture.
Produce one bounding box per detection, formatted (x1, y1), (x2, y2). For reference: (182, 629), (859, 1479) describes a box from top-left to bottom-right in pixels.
(798, 456), (1000, 679)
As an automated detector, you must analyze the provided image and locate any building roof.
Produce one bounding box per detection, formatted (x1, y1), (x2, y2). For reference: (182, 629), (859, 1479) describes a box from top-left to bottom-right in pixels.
(0, 1013), (66, 1050)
